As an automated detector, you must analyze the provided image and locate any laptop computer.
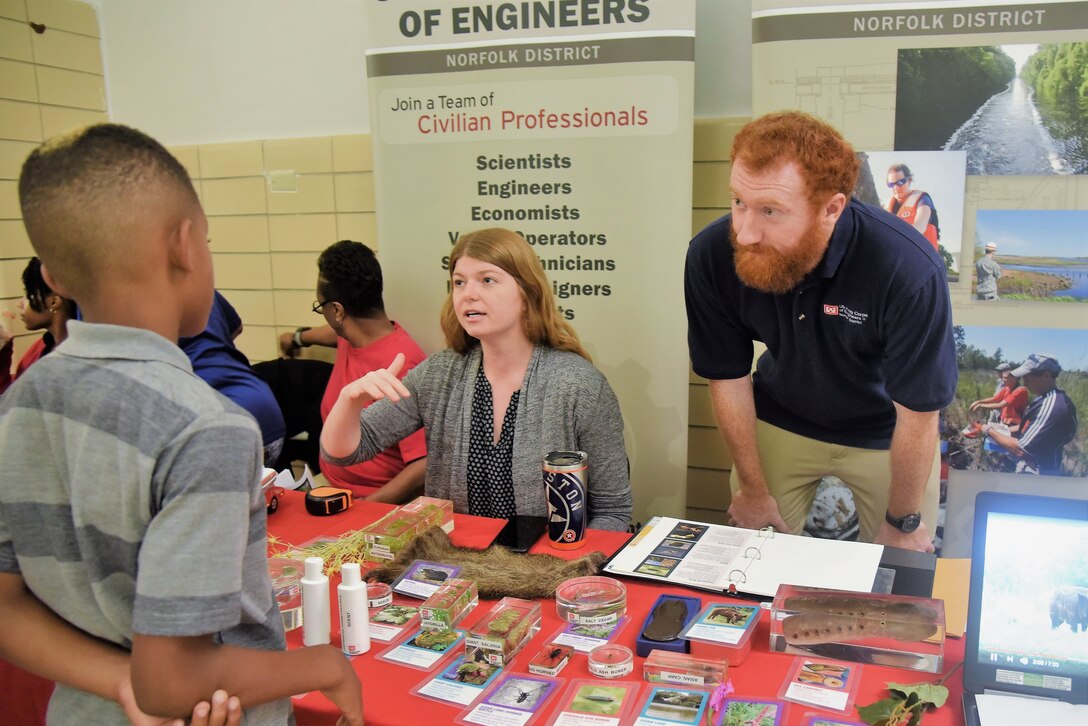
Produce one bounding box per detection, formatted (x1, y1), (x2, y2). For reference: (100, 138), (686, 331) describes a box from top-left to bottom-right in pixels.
(942, 469), (1088, 559)
(962, 491), (1088, 725)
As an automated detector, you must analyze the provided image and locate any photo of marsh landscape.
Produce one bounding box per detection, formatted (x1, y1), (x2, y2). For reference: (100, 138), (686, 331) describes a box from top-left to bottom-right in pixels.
(972, 210), (1088, 303)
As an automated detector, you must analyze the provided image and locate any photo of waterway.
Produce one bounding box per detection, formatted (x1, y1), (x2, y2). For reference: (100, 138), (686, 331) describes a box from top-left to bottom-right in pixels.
(895, 43), (1087, 175)
(973, 210), (1088, 303)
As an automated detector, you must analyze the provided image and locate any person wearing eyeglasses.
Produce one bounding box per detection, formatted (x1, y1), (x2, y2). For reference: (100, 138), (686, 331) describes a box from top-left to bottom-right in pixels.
(685, 112), (955, 553)
(980, 354), (1077, 475)
(885, 164), (939, 251)
(281, 240), (428, 503)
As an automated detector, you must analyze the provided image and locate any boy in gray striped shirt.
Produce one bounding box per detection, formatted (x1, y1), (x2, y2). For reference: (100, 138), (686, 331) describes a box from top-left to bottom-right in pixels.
(0, 125), (364, 725)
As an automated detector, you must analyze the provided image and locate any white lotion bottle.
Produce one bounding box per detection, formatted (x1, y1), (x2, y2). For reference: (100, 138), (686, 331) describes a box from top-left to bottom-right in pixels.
(337, 563), (370, 655)
(301, 556), (330, 646)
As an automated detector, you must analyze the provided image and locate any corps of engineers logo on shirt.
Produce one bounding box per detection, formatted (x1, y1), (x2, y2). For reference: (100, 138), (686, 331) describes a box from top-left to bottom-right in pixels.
(822, 303), (869, 325)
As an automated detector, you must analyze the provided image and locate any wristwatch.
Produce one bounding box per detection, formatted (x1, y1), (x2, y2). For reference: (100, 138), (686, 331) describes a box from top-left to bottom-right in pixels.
(292, 326), (311, 349)
(885, 510), (922, 533)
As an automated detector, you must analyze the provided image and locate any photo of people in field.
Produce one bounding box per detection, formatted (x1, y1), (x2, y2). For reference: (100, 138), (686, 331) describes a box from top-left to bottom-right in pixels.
(943, 326), (1085, 477)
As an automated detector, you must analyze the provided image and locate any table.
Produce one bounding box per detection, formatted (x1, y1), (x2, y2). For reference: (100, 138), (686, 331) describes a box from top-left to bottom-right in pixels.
(270, 492), (967, 726)
(2, 492), (967, 725)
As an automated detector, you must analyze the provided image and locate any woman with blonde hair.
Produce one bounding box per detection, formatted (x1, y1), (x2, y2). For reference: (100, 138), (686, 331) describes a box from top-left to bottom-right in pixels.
(322, 228), (632, 531)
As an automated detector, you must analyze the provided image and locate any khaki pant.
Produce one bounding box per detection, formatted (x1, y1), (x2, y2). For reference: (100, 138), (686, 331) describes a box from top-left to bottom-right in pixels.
(728, 420), (940, 543)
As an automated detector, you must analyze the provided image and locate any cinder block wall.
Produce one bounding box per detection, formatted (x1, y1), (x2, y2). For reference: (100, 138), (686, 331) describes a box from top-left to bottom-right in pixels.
(164, 135), (377, 364)
(0, 0), (107, 361)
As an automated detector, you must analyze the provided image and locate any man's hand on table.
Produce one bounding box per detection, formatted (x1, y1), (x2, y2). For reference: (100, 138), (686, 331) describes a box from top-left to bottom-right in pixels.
(727, 488), (791, 533)
(874, 520), (935, 553)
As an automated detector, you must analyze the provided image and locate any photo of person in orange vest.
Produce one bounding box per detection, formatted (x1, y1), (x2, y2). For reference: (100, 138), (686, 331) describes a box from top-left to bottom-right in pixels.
(885, 163), (940, 251)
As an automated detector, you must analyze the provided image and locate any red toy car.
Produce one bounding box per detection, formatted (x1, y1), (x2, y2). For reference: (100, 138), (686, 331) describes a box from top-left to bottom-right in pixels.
(261, 469), (286, 514)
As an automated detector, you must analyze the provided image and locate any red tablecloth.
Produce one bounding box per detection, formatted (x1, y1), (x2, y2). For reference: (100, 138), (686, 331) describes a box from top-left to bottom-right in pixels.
(2, 491), (966, 725)
(268, 493), (966, 726)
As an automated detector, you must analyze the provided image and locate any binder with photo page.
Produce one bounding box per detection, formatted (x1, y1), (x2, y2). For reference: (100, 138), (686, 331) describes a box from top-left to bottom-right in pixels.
(602, 516), (884, 599)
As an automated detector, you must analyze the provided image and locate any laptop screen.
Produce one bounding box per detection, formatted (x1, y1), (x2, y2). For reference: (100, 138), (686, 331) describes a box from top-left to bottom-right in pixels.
(963, 492), (1088, 704)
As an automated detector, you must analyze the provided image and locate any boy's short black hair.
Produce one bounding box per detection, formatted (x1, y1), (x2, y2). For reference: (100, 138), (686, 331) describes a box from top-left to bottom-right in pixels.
(317, 240), (385, 318)
(18, 123), (199, 301)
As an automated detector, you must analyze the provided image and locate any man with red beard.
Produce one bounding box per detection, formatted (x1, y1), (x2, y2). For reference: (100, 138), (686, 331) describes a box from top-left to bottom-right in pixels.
(684, 112), (955, 553)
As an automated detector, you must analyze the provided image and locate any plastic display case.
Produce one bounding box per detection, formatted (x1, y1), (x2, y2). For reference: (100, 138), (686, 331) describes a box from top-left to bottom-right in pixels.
(420, 578), (478, 631)
(555, 576), (627, 626)
(680, 601), (761, 666)
(465, 597), (542, 666)
(642, 649), (728, 688)
(360, 507), (430, 561)
(401, 496), (455, 533)
(769, 584), (945, 673)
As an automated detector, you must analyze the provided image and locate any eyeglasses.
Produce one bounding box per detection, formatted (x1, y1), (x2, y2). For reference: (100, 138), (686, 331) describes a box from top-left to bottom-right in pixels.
(312, 299), (337, 314)
(886, 177), (911, 188)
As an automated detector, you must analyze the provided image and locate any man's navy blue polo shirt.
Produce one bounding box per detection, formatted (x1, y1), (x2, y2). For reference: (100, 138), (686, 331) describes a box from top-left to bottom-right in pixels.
(685, 199), (956, 450)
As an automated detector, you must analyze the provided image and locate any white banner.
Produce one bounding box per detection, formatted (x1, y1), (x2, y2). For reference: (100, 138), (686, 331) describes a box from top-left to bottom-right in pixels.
(365, 0), (696, 522)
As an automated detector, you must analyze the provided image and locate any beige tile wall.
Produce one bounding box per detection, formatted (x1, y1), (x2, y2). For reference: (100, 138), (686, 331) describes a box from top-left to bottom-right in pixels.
(685, 117), (751, 524)
(169, 132), (377, 364)
(0, 0), (106, 363)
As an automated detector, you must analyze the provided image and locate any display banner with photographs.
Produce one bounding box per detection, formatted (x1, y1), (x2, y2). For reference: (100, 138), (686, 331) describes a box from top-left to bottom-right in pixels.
(752, 0), (1087, 479)
(363, 0), (696, 522)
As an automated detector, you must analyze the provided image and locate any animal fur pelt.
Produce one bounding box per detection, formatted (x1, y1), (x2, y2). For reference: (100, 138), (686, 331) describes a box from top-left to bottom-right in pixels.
(366, 526), (607, 599)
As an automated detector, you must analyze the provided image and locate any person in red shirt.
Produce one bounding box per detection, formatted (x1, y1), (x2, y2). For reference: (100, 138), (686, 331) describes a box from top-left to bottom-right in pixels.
(969, 367), (1029, 434)
(0, 257), (76, 395)
(279, 241), (428, 502)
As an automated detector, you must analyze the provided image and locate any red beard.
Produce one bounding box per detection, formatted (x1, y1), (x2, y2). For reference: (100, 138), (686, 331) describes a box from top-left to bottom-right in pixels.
(730, 218), (830, 294)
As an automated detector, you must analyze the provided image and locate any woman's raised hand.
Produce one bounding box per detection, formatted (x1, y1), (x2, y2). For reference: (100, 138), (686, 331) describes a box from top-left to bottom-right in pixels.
(340, 353), (412, 407)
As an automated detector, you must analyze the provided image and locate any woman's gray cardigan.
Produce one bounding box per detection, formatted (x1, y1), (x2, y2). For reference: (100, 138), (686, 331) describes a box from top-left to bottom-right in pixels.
(329, 345), (632, 531)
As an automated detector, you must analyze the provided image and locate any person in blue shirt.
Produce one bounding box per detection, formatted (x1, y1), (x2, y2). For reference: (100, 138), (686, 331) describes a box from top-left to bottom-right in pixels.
(685, 111), (956, 553)
(981, 353), (1078, 475)
(180, 290), (286, 465)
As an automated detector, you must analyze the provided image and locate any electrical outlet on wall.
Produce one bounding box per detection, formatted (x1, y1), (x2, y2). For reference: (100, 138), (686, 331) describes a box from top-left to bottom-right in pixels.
(268, 170), (297, 192)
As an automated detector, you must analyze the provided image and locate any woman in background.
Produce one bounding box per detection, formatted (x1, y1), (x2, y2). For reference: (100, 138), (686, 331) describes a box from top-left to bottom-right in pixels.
(0, 257), (76, 395)
(321, 228), (632, 531)
(885, 163), (940, 251)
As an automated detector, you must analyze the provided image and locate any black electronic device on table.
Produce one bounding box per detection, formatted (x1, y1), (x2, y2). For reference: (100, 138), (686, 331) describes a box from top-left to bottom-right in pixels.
(961, 491), (1088, 725)
(495, 515), (549, 553)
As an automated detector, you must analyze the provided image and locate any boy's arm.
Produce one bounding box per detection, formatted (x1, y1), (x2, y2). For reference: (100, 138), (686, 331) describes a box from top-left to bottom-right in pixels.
(0, 572), (131, 702)
(131, 634), (363, 724)
(0, 573), (241, 726)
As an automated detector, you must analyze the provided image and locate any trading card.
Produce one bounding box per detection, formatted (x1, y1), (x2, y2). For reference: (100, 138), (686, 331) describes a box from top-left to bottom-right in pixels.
(779, 657), (860, 713)
(392, 560), (462, 598)
(680, 603), (759, 645)
(412, 651), (505, 706)
(548, 617), (629, 653)
(455, 673), (564, 725)
(632, 685), (712, 725)
(376, 627), (465, 671)
(717, 698), (785, 726)
(547, 680), (638, 725)
(487, 676), (557, 710)
(368, 602), (419, 642)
